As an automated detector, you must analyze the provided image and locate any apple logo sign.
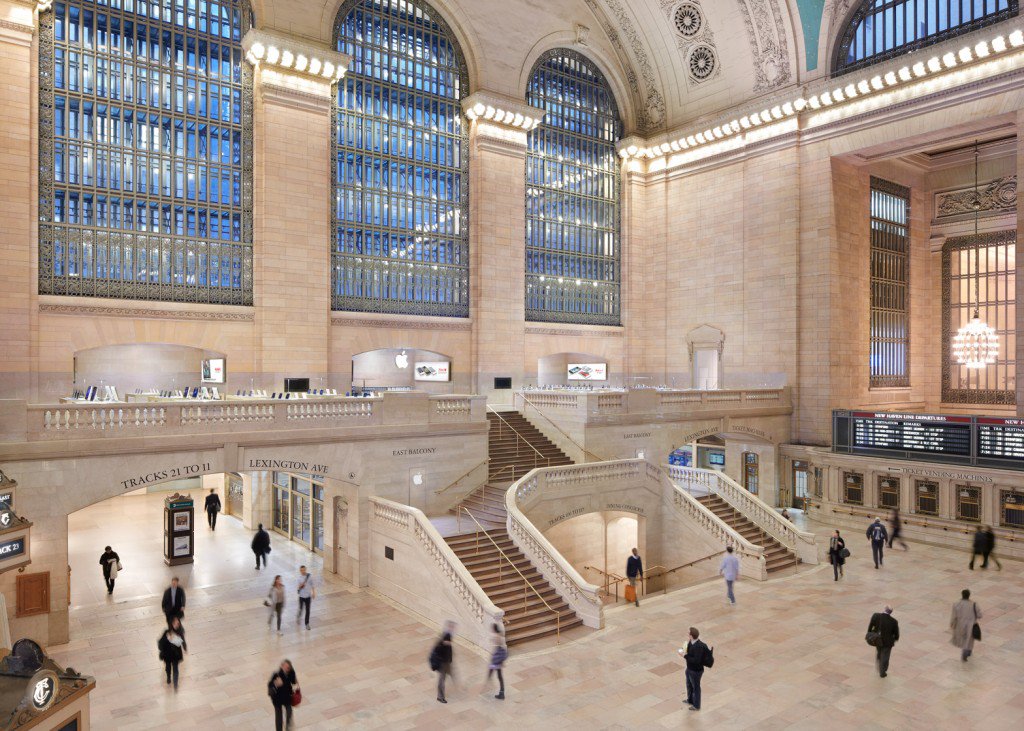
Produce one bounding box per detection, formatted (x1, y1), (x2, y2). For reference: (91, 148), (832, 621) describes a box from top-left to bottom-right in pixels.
(395, 350), (409, 369)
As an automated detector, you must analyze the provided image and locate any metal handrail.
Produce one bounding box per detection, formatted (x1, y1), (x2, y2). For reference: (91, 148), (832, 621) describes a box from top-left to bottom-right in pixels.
(487, 406), (549, 463)
(433, 459), (489, 495)
(513, 393), (607, 462)
(457, 505), (561, 643)
(582, 565), (630, 603)
(644, 551), (727, 593)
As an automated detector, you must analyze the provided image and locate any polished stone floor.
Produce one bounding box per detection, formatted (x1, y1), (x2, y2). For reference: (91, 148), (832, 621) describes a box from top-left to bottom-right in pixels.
(52, 496), (1023, 730)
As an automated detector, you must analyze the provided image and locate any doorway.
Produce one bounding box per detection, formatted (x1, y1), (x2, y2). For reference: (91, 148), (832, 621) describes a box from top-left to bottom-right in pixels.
(272, 471), (326, 555)
(742, 452), (759, 495)
(226, 474), (244, 517)
(792, 461), (809, 508)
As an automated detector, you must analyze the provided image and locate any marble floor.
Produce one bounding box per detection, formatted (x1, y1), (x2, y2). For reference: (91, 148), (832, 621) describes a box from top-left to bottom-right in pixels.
(52, 499), (1023, 730)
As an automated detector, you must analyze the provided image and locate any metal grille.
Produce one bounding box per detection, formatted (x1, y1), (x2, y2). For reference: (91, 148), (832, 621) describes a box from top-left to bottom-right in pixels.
(942, 231), (1016, 403)
(915, 480), (939, 515)
(956, 484), (981, 522)
(878, 476), (900, 508)
(834, 0), (1017, 75)
(870, 178), (910, 388)
(525, 50), (621, 325)
(331, 0), (469, 317)
(843, 471), (864, 505)
(1000, 490), (1024, 529)
(39, 0), (254, 304)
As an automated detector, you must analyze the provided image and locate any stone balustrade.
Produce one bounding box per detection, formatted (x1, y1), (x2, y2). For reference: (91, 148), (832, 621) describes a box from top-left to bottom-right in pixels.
(667, 464), (819, 565)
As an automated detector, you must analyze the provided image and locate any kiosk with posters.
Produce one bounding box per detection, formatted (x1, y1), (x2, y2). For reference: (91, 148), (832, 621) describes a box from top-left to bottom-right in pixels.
(163, 494), (194, 567)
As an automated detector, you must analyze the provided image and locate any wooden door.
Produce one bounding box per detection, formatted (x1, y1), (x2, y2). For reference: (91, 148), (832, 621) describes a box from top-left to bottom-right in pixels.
(16, 572), (50, 617)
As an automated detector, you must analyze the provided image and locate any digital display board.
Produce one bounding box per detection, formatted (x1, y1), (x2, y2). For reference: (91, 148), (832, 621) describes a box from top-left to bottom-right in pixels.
(977, 417), (1024, 460)
(851, 412), (971, 457)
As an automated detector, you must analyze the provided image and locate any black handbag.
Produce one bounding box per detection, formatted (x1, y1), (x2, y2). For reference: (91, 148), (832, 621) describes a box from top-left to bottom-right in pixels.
(972, 603), (982, 641)
(865, 631), (881, 647)
(840, 548), (851, 558)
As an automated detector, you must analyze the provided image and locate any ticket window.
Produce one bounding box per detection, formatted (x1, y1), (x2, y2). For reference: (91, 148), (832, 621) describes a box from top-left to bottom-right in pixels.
(955, 485), (981, 523)
(878, 477), (900, 510)
(843, 472), (863, 505)
(915, 481), (939, 516)
(742, 452), (758, 495)
(1001, 490), (1024, 530)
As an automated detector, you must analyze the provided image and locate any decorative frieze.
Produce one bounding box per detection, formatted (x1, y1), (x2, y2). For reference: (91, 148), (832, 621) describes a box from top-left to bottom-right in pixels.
(38, 303), (254, 322)
(934, 176), (1017, 220)
(737, 0), (792, 91)
(331, 316), (471, 332)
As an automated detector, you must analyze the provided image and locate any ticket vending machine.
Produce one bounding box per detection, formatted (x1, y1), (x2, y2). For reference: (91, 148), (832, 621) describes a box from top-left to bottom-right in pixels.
(163, 493), (195, 566)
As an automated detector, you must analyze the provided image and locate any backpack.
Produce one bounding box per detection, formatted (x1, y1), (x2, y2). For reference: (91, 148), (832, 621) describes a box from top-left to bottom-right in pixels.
(428, 642), (443, 671)
(702, 645), (715, 668)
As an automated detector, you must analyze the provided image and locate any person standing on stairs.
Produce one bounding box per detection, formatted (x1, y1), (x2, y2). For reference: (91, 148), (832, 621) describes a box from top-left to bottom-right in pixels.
(719, 545), (740, 605)
(626, 548), (643, 607)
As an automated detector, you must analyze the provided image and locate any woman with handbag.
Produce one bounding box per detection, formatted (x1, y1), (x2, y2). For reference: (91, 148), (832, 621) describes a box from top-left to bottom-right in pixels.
(828, 530), (847, 581)
(268, 659), (299, 731)
(266, 575), (285, 634)
(950, 589), (982, 662)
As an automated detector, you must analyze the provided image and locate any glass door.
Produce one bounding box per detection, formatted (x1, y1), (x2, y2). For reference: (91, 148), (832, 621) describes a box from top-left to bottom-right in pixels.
(743, 452), (759, 495)
(792, 461), (809, 508)
(227, 475), (244, 517)
(273, 479), (290, 534)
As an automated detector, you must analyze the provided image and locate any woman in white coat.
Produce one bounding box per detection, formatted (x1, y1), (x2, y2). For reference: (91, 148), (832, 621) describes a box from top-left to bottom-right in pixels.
(950, 588), (981, 662)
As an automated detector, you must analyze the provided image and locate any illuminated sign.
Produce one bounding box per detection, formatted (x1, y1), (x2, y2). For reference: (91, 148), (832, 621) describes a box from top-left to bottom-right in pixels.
(201, 358), (226, 384)
(0, 537), (25, 559)
(413, 362), (451, 382)
(567, 363), (607, 381)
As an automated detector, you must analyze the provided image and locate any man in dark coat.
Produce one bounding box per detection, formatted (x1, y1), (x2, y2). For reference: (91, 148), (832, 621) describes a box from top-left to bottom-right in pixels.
(867, 605), (900, 677)
(99, 545), (120, 594)
(161, 577), (186, 623)
(866, 518), (889, 569)
(680, 626), (712, 711)
(252, 524), (271, 570)
(204, 488), (222, 530)
(970, 525), (1001, 570)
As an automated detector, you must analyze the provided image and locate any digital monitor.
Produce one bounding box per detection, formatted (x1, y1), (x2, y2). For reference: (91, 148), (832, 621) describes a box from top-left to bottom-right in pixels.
(201, 358), (226, 384)
(414, 362), (451, 382)
(284, 378), (310, 393)
(708, 452), (725, 466)
(567, 363), (607, 381)
(494, 377), (512, 390)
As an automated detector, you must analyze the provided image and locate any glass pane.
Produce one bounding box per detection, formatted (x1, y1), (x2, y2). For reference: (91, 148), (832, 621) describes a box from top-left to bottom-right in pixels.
(313, 501), (324, 552)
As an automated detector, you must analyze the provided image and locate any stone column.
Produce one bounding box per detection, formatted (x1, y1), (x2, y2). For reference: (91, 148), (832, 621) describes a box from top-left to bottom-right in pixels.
(242, 470), (273, 530)
(464, 93), (544, 403)
(247, 31), (349, 391)
(0, 1), (36, 400)
(1017, 111), (1024, 414)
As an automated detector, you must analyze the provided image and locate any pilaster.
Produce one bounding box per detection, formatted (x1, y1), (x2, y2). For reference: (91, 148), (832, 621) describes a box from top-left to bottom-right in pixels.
(1017, 109), (1024, 415)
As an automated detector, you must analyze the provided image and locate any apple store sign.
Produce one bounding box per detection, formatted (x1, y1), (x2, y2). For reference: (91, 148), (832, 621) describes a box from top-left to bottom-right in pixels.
(567, 363), (607, 381)
(414, 362), (451, 382)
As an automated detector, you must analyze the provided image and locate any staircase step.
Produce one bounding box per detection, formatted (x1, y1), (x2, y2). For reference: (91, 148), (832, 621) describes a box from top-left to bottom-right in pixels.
(504, 613), (582, 645)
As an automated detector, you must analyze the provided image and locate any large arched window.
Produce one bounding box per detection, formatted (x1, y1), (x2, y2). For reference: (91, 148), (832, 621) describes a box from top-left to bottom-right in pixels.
(39, 0), (254, 304)
(525, 50), (621, 326)
(835, 0), (1018, 74)
(332, 0), (469, 317)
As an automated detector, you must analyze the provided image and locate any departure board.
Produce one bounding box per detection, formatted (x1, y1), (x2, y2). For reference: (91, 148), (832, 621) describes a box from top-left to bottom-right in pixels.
(851, 412), (972, 457)
(977, 418), (1024, 460)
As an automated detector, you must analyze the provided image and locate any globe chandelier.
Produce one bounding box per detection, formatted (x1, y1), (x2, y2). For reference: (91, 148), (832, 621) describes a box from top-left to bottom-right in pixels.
(952, 140), (999, 370)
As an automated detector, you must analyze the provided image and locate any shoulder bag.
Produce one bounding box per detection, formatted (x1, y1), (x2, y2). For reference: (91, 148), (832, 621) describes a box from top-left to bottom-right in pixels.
(291, 687), (302, 706)
(865, 631), (881, 647)
(972, 603), (982, 641)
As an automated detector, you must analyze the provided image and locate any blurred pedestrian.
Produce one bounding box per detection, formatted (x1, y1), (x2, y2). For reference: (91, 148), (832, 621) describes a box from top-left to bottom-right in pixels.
(268, 659), (299, 731)
(204, 488), (221, 530)
(161, 577), (186, 624)
(969, 525), (1002, 570)
(266, 575), (285, 634)
(950, 589), (981, 662)
(866, 605), (899, 677)
(99, 545), (120, 595)
(429, 620), (455, 703)
(625, 548), (643, 607)
(157, 619), (187, 690)
(252, 523), (271, 570)
(828, 530), (846, 581)
(866, 517), (888, 569)
(487, 622), (507, 700)
(295, 566), (317, 630)
(719, 545), (740, 605)
(888, 509), (908, 550)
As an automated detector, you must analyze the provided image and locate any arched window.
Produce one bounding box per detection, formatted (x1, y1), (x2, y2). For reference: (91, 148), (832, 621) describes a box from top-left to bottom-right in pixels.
(835, 0), (1018, 74)
(39, 0), (254, 304)
(332, 0), (469, 317)
(526, 50), (621, 325)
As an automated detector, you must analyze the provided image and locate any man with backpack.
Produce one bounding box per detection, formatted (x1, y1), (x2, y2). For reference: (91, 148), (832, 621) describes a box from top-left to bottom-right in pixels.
(866, 517), (889, 569)
(679, 626), (714, 711)
(429, 620), (456, 703)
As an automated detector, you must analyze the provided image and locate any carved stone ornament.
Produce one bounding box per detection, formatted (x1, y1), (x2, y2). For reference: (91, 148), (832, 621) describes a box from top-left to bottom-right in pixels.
(935, 176), (1017, 220)
(659, 1), (720, 85)
(39, 303), (254, 322)
(736, 0), (792, 91)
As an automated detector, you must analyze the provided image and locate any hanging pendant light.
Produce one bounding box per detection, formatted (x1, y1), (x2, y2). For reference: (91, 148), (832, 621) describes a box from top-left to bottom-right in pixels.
(952, 140), (999, 369)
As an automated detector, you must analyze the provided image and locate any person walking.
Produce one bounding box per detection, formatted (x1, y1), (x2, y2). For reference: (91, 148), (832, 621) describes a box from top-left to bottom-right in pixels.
(268, 659), (299, 731)
(99, 545), (120, 595)
(719, 545), (740, 605)
(867, 605), (899, 677)
(950, 589), (981, 662)
(678, 627), (713, 711)
(161, 577), (186, 624)
(828, 530), (846, 581)
(429, 621), (455, 704)
(888, 509), (908, 550)
(252, 524), (271, 570)
(266, 575), (285, 634)
(969, 525), (1002, 570)
(625, 548), (643, 607)
(295, 566), (317, 630)
(486, 622), (508, 700)
(866, 517), (889, 569)
(157, 619), (187, 690)
(204, 488), (222, 530)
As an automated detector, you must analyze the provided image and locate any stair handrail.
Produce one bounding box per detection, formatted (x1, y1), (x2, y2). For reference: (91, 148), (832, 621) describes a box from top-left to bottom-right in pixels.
(581, 565), (629, 602)
(666, 465), (818, 565)
(433, 458), (489, 496)
(513, 392), (607, 462)
(644, 551), (726, 593)
(486, 405), (550, 466)
(456, 505), (561, 643)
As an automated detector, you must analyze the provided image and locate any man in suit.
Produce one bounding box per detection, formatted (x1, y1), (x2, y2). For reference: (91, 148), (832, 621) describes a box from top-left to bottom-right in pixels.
(204, 488), (222, 530)
(866, 518), (889, 569)
(625, 548), (643, 607)
(867, 605), (899, 677)
(679, 626), (712, 711)
(161, 577), (186, 624)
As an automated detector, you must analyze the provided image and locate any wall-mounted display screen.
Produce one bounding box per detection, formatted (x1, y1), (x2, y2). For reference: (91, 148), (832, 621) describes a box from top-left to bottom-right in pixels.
(708, 452), (725, 466)
(567, 363), (607, 381)
(414, 362), (451, 382)
(201, 358), (226, 383)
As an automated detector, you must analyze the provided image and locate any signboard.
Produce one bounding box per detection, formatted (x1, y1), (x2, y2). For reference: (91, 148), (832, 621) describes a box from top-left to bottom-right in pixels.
(977, 417), (1024, 460)
(413, 362), (451, 382)
(201, 358), (226, 384)
(567, 363), (607, 381)
(0, 537), (26, 560)
(850, 411), (971, 457)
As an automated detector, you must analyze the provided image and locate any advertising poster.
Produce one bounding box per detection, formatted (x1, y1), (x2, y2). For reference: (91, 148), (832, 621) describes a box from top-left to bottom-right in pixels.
(173, 512), (190, 532)
(201, 358), (226, 383)
(173, 535), (191, 557)
(414, 362), (451, 382)
(567, 363), (607, 381)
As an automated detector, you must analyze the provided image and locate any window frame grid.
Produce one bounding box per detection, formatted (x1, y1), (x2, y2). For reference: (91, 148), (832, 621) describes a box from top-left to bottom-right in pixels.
(869, 177), (911, 388)
(525, 48), (622, 326)
(843, 471), (864, 505)
(331, 0), (469, 317)
(834, 0), (1018, 75)
(941, 230), (1016, 405)
(955, 483), (982, 522)
(1000, 489), (1024, 529)
(878, 475), (900, 509)
(915, 479), (939, 515)
(38, 0), (254, 305)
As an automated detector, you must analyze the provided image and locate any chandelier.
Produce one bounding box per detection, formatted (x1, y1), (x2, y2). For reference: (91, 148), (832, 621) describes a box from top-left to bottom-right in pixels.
(952, 141), (998, 369)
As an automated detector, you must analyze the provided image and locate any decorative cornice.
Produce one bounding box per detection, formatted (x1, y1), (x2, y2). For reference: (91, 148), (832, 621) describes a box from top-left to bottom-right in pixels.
(463, 92), (543, 131)
(39, 303), (255, 322)
(525, 326), (623, 338)
(0, 18), (35, 35)
(242, 29), (349, 82)
(332, 316), (472, 332)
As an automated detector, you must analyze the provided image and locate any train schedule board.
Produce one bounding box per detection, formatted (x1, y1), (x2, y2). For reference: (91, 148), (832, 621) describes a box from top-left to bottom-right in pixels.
(850, 412), (972, 457)
(977, 417), (1024, 461)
